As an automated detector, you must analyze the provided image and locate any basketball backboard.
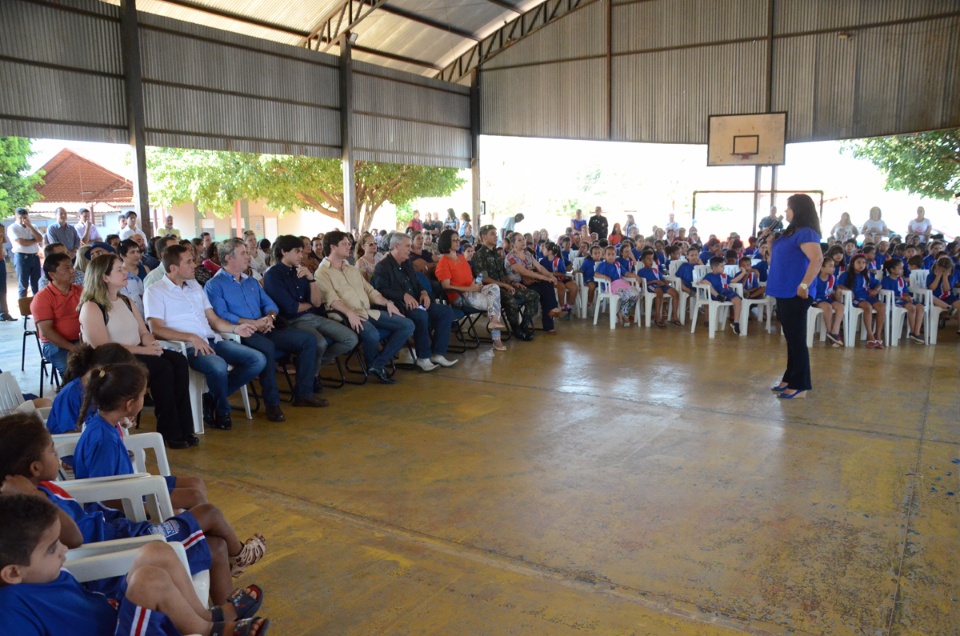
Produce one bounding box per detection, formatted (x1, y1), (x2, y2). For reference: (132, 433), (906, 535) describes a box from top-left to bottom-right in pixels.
(707, 112), (787, 166)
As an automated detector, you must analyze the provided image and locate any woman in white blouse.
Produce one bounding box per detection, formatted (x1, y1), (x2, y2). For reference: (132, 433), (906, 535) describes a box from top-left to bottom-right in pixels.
(830, 212), (859, 243)
(861, 207), (889, 244)
(77, 254), (196, 449)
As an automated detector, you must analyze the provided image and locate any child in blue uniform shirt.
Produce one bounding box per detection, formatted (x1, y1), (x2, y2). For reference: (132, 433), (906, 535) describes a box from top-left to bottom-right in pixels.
(731, 256), (764, 299)
(880, 258), (923, 344)
(698, 257), (743, 334)
(46, 343), (136, 435)
(0, 412), (267, 609)
(674, 248), (700, 295)
(927, 256), (960, 332)
(0, 494), (270, 636)
(811, 258), (845, 346)
(837, 253), (886, 348)
(539, 242), (577, 317)
(594, 246), (640, 327)
(636, 249), (681, 326)
(576, 244), (601, 307)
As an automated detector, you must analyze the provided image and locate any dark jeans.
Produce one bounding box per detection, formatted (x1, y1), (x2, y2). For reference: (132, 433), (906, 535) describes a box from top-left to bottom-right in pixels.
(405, 303), (454, 358)
(14, 252), (40, 298)
(288, 313), (359, 366)
(527, 280), (559, 330)
(0, 259), (9, 314)
(241, 328), (318, 404)
(358, 313), (415, 371)
(186, 339), (266, 417)
(777, 296), (812, 391)
(137, 351), (193, 442)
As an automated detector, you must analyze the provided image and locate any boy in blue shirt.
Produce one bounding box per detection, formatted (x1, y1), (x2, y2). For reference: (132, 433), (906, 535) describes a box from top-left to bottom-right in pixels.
(730, 257), (764, 299)
(698, 257), (743, 334)
(674, 247), (700, 294)
(575, 245), (602, 307)
(637, 249), (681, 326)
(0, 494), (270, 636)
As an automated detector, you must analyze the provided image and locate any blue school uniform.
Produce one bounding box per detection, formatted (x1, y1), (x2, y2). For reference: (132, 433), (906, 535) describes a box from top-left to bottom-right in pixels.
(702, 272), (739, 300)
(699, 249), (713, 264)
(837, 271), (876, 302)
(0, 569), (116, 636)
(812, 273), (838, 304)
(922, 254), (937, 270)
(595, 260), (627, 282)
(580, 257), (597, 284)
(39, 481), (211, 581)
(615, 257), (634, 273)
(926, 270), (959, 304)
(631, 247), (643, 261)
(753, 260), (769, 282)
(637, 264), (666, 290)
(880, 275), (912, 307)
(46, 377), (86, 434)
(74, 413), (178, 493)
(539, 256), (570, 280)
(675, 262), (696, 291)
(655, 252), (667, 269)
(560, 249), (572, 265)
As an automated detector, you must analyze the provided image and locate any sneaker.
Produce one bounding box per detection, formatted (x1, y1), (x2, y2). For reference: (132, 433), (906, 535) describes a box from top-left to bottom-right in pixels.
(230, 534), (266, 578)
(909, 332), (925, 344)
(826, 333), (843, 347)
(731, 322), (741, 335)
(416, 358), (439, 372)
(430, 354), (458, 368)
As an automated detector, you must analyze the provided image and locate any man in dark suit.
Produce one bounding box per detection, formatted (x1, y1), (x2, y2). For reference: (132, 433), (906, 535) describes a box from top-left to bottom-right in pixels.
(372, 232), (458, 372)
(588, 206), (609, 239)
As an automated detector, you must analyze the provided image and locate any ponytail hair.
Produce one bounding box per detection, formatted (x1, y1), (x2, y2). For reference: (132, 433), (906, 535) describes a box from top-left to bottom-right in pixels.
(882, 258), (901, 277)
(63, 343), (135, 384)
(76, 362), (148, 430)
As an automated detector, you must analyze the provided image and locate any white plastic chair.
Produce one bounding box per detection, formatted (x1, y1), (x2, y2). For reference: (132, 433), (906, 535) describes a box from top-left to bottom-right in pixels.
(839, 289), (865, 348)
(55, 431), (170, 478)
(592, 279), (620, 329)
(572, 271), (588, 319)
(58, 473), (174, 524)
(690, 268), (732, 338)
(158, 335), (252, 434)
(736, 283), (774, 336)
(663, 274), (693, 326)
(909, 269), (944, 345)
(878, 290), (908, 347)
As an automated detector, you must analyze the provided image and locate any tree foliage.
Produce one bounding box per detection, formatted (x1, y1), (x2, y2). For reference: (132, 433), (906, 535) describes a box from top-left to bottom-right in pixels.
(843, 129), (960, 201)
(147, 148), (465, 232)
(0, 137), (44, 218)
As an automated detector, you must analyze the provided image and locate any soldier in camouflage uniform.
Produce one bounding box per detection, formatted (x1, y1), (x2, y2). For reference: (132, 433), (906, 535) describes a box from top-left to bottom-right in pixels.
(474, 224), (540, 340)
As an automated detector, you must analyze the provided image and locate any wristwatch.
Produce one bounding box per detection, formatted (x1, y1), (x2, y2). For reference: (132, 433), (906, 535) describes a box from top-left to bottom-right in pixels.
(799, 283), (809, 290)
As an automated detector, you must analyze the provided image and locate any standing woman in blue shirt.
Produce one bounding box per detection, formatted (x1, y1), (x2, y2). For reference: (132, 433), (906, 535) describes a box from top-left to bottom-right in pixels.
(766, 194), (823, 399)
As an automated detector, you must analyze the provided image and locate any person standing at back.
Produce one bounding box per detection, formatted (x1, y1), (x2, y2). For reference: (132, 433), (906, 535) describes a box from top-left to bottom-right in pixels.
(8, 207), (43, 298)
(588, 206), (609, 240)
(44, 208), (81, 261)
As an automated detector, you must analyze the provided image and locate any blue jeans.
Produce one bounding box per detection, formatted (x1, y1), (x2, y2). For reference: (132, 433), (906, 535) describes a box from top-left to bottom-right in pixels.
(359, 313), (415, 371)
(289, 313), (359, 365)
(41, 341), (75, 379)
(406, 303), (454, 358)
(187, 340), (266, 416)
(241, 329), (317, 404)
(14, 252), (41, 298)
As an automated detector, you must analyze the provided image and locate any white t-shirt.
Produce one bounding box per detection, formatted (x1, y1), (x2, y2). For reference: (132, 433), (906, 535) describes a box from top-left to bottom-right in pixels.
(143, 275), (218, 341)
(8, 223), (40, 254)
(907, 218), (932, 241)
(861, 219), (887, 238)
(119, 227), (148, 244)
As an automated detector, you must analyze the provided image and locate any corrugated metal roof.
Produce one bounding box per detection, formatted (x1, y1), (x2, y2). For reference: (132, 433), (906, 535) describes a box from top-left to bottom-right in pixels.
(97, 0), (543, 77)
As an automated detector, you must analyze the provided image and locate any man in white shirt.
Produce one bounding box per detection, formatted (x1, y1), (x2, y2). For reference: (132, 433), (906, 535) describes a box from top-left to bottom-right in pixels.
(118, 210), (148, 244)
(665, 213), (680, 232)
(144, 244), (266, 430)
(8, 207), (44, 297)
(499, 213), (524, 243)
(75, 207), (103, 244)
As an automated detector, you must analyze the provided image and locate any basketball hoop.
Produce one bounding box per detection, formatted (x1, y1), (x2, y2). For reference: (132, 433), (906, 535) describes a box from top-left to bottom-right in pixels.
(732, 153), (753, 161)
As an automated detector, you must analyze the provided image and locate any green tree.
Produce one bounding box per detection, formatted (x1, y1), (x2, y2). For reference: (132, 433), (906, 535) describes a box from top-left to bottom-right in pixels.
(843, 129), (960, 200)
(0, 137), (44, 218)
(147, 148), (465, 232)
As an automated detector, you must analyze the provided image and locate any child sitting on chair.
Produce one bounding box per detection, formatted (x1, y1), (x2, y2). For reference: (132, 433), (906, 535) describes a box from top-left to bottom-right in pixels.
(927, 256), (960, 333)
(576, 245), (601, 307)
(0, 494), (270, 636)
(837, 253), (886, 348)
(636, 249), (681, 327)
(539, 242), (578, 317)
(731, 257), (764, 299)
(812, 257), (845, 346)
(698, 257), (743, 335)
(674, 247), (701, 295)
(881, 258), (923, 344)
(594, 246), (640, 327)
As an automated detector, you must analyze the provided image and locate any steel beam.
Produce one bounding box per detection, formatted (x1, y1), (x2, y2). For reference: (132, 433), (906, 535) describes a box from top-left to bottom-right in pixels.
(353, 45), (442, 71)
(483, 0), (523, 15)
(437, 0), (594, 83)
(303, 0), (388, 52)
(158, 0), (310, 37)
(340, 35), (357, 232)
(119, 0), (151, 237)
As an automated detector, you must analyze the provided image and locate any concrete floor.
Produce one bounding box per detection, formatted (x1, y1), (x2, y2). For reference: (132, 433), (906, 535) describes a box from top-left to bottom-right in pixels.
(1, 302), (958, 635)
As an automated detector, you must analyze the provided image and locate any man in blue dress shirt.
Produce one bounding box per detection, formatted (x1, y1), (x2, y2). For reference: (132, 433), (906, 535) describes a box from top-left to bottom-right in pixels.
(44, 207), (81, 260)
(205, 238), (329, 420)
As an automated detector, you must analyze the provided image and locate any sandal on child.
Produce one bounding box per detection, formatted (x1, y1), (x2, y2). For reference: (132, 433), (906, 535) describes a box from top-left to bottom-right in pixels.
(211, 617), (270, 636)
(217, 584), (264, 620)
(669, 320), (682, 327)
(230, 534), (266, 578)
(492, 339), (507, 351)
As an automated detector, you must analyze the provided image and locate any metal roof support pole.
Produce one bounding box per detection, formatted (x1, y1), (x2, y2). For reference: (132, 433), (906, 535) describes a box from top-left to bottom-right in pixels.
(757, 0), (778, 234)
(119, 0), (151, 238)
(470, 70), (481, 231)
(340, 33), (357, 232)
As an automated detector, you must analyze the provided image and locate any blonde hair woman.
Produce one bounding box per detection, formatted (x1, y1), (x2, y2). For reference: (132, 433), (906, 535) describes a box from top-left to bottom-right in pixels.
(77, 254), (197, 449)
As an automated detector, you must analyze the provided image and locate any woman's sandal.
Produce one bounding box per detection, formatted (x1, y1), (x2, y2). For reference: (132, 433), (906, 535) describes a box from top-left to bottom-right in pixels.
(211, 585), (264, 622)
(669, 320), (683, 327)
(492, 339), (507, 351)
(211, 617), (270, 636)
(230, 534), (266, 578)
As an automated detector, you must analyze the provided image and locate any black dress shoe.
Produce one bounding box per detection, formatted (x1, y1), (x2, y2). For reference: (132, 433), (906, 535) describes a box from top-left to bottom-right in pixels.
(312, 377), (324, 394)
(265, 405), (286, 422)
(165, 439), (190, 450)
(202, 393), (214, 425)
(516, 330), (535, 342)
(0, 312), (15, 322)
(293, 394), (329, 408)
(186, 435), (200, 447)
(368, 367), (396, 384)
(212, 412), (232, 430)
